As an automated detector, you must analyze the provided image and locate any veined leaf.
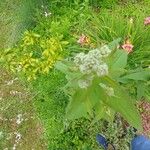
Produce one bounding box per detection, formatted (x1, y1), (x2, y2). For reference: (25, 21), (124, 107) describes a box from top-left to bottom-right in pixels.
(94, 101), (115, 123)
(137, 81), (145, 100)
(118, 69), (150, 83)
(110, 49), (128, 70)
(66, 89), (89, 119)
(55, 61), (69, 74)
(66, 78), (106, 120)
(106, 86), (142, 130)
(108, 38), (121, 50)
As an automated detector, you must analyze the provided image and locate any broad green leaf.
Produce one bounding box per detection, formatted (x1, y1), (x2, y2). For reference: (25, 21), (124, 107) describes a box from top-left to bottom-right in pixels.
(55, 61), (69, 74)
(106, 86), (142, 130)
(107, 49), (128, 79)
(66, 79), (105, 120)
(137, 82), (145, 100)
(118, 69), (150, 83)
(110, 49), (128, 70)
(66, 89), (89, 120)
(94, 101), (115, 122)
(108, 38), (121, 50)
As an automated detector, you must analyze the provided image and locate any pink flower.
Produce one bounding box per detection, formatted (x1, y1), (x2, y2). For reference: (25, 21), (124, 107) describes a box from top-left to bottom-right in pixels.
(121, 40), (134, 53)
(144, 17), (150, 25)
(77, 34), (90, 46)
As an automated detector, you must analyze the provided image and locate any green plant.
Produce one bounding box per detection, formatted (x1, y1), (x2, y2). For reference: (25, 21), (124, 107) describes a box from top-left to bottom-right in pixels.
(31, 70), (136, 150)
(56, 39), (150, 131)
(1, 30), (68, 80)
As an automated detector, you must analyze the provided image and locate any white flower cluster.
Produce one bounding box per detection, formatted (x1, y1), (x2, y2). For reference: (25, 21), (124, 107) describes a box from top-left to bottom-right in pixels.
(99, 83), (114, 97)
(100, 45), (111, 57)
(78, 76), (93, 89)
(74, 45), (110, 76)
(74, 45), (111, 89)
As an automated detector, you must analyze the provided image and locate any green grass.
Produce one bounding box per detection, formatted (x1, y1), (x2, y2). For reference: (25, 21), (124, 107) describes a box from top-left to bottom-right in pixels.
(0, 0), (40, 49)
(0, 1), (46, 149)
(84, 1), (150, 68)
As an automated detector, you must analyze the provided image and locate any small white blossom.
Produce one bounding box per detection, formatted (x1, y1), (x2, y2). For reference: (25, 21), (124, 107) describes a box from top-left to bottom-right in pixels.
(88, 48), (102, 59)
(16, 65), (22, 72)
(10, 90), (22, 97)
(78, 80), (90, 89)
(107, 87), (114, 96)
(74, 52), (85, 66)
(99, 83), (114, 96)
(44, 11), (52, 17)
(12, 144), (16, 150)
(79, 64), (92, 74)
(14, 132), (21, 143)
(74, 45), (110, 77)
(5, 80), (14, 85)
(96, 63), (108, 76)
(16, 114), (23, 125)
(100, 45), (111, 57)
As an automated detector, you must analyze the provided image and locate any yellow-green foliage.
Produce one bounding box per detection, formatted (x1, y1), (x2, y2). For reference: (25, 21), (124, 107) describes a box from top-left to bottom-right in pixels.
(1, 31), (68, 80)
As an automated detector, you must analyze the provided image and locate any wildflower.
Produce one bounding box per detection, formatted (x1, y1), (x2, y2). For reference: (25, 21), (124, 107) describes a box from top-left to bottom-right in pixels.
(44, 11), (52, 17)
(14, 132), (21, 143)
(5, 80), (14, 85)
(10, 90), (22, 97)
(77, 34), (90, 46)
(99, 83), (114, 96)
(122, 39), (134, 53)
(74, 47), (109, 76)
(144, 17), (150, 25)
(12, 144), (16, 150)
(96, 63), (109, 77)
(130, 18), (134, 24)
(74, 52), (85, 66)
(16, 114), (23, 125)
(88, 48), (102, 59)
(78, 80), (90, 89)
(5, 78), (18, 85)
(100, 45), (111, 57)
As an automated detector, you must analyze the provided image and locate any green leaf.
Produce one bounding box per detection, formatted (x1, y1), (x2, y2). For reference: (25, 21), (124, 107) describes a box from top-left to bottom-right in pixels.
(111, 49), (128, 70)
(55, 61), (69, 74)
(94, 101), (115, 122)
(137, 82), (145, 100)
(66, 78), (105, 120)
(106, 86), (142, 130)
(66, 89), (89, 120)
(108, 38), (121, 50)
(118, 69), (150, 83)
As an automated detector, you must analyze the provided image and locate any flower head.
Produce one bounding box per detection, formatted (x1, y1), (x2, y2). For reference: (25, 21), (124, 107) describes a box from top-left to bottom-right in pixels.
(122, 39), (134, 54)
(77, 34), (90, 46)
(100, 45), (111, 57)
(144, 17), (150, 26)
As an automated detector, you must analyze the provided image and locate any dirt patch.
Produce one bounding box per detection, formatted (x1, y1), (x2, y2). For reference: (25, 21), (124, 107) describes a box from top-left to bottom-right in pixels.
(0, 68), (47, 150)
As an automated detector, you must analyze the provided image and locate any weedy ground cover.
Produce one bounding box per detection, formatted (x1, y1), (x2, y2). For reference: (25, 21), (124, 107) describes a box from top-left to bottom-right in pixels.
(0, 0), (150, 150)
